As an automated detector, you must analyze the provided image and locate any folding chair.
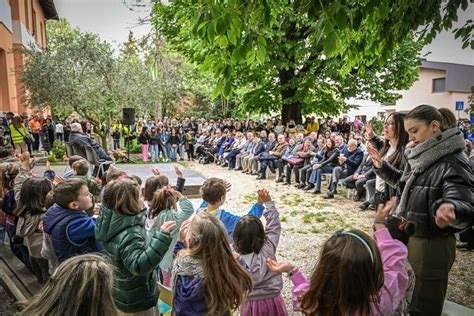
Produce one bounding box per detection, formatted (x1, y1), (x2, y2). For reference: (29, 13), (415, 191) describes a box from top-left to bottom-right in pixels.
(84, 145), (113, 177)
(64, 143), (75, 173)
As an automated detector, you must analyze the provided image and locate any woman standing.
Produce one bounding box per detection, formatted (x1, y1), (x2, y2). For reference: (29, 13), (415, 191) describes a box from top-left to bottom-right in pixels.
(365, 112), (408, 209)
(373, 105), (473, 315)
(138, 126), (151, 163)
(42, 118), (56, 154)
(9, 116), (31, 153)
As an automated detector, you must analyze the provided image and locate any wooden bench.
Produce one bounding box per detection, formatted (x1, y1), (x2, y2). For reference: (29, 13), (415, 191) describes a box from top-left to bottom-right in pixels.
(0, 243), (42, 302)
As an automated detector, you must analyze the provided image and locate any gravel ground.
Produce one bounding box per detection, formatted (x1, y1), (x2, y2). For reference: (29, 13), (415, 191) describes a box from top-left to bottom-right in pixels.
(186, 161), (474, 311)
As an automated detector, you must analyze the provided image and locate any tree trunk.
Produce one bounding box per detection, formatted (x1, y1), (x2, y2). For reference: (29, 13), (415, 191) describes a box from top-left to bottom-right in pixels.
(279, 68), (302, 125)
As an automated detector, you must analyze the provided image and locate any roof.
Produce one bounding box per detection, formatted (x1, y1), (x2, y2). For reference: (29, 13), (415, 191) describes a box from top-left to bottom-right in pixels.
(39, 0), (59, 20)
(420, 61), (474, 93)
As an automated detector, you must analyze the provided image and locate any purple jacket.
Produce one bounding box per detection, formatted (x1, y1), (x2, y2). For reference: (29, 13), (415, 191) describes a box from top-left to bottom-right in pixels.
(241, 201), (283, 301)
(290, 228), (408, 315)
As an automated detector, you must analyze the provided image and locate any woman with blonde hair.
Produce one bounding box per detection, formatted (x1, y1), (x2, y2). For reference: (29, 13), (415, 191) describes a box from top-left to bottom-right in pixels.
(18, 254), (118, 316)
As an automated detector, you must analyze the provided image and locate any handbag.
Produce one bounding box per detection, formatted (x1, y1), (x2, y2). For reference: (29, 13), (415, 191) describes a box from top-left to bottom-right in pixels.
(14, 125), (32, 146)
(287, 157), (304, 166)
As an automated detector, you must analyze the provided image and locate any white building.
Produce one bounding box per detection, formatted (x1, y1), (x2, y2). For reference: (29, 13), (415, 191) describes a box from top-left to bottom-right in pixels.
(345, 3), (473, 121)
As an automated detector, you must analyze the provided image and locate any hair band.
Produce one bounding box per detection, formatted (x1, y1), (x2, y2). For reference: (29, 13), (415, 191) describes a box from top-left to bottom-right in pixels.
(117, 175), (129, 181)
(334, 230), (374, 264)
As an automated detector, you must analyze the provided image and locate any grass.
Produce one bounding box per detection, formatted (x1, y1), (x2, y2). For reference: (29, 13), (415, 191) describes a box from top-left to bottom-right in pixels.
(242, 193), (258, 205)
(311, 226), (321, 234)
(280, 215), (288, 222)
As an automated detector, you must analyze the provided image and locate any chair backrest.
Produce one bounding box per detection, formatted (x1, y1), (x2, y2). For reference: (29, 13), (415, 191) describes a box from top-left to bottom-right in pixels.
(71, 143), (87, 160)
(84, 145), (100, 166)
(65, 143), (75, 158)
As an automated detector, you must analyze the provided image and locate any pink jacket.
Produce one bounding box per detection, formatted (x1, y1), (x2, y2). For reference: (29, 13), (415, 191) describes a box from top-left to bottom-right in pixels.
(291, 228), (409, 315)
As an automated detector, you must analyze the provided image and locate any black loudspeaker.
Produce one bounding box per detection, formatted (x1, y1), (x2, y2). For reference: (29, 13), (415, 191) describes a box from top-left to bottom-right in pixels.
(123, 108), (135, 126)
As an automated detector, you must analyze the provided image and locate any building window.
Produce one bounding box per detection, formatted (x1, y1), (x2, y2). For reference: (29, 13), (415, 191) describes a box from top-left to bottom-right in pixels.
(432, 77), (446, 93)
(24, 0), (30, 31)
(31, 9), (38, 36)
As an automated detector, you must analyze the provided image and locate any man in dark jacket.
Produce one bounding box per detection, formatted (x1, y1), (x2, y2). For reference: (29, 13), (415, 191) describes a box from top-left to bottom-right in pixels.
(341, 152), (374, 201)
(68, 123), (113, 162)
(257, 134), (288, 179)
(250, 133), (277, 175)
(324, 139), (363, 199)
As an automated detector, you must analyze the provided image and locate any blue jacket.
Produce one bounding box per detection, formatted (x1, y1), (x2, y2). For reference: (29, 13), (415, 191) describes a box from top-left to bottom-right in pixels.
(172, 241), (231, 316)
(69, 131), (113, 161)
(160, 131), (170, 144)
(43, 203), (102, 263)
(283, 145), (296, 159)
(197, 202), (264, 242)
(344, 148), (364, 176)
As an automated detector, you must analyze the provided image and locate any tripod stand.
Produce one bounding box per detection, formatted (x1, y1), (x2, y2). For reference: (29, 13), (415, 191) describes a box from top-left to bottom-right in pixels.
(124, 125), (138, 164)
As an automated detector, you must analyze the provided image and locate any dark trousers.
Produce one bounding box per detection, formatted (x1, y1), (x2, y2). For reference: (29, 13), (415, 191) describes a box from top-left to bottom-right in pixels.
(342, 175), (369, 198)
(328, 166), (347, 192)
(225, 149), (240, 168)
(298, 164), (313, 185)
(408, 235), (456, 316)
(286, 163), (304, 183)
(32, 133), (40, 151)
(30, 256), (50, 284)
(187, 144), (195, 159)
(258, 157), (278, 174)
(277, 159), (287, 178)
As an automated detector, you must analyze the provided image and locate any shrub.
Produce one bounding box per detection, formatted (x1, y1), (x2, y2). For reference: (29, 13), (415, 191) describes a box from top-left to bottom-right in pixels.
(52, 140), (65, 159)
(47, 153), (57, 162)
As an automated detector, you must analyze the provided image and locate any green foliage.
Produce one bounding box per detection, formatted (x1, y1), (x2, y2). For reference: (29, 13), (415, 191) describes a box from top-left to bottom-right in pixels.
(47, 153), (57, 163)
(152, 0), (469, 122)
(51, 140), (65, 160)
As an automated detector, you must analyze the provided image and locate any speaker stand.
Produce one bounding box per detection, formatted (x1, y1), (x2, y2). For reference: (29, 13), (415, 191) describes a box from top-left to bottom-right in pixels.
(124, 126), (138, 164)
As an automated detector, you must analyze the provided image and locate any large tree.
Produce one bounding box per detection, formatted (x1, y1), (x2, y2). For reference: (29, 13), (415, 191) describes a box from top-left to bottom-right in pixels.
(151, 0), (471, 123)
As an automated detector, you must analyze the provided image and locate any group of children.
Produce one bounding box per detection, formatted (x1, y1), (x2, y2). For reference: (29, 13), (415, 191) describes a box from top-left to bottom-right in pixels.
(1, 149), (413, 315)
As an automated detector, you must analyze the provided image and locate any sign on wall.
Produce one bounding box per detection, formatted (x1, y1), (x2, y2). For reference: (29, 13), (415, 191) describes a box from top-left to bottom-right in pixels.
(455, 101), (464, 111)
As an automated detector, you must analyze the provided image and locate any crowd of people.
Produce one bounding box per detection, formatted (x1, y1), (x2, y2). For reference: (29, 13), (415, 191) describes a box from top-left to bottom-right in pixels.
(0, 104), (472, 316)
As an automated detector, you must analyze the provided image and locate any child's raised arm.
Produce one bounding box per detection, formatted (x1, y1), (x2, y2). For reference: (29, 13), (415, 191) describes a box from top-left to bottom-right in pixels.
(258, 189), (281, 251)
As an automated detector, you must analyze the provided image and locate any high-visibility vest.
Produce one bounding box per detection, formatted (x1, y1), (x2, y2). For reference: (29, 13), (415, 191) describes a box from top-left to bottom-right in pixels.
(9, 124), (26, 144)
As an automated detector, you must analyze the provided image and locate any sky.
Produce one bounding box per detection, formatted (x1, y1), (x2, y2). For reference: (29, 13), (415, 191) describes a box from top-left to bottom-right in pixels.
(54, 0), (473, 65)
(54, 0), (153, 48)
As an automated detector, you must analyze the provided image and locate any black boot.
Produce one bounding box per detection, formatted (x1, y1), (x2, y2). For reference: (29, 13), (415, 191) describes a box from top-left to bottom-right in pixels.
(256, 173), (266, 180)
(303, 184), (314, 190)
(276, 176), (284, 183)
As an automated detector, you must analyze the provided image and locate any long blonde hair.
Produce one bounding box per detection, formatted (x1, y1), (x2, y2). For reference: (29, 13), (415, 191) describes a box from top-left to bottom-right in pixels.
(18, 254), (118, 316)
(180, 213), (253, 315)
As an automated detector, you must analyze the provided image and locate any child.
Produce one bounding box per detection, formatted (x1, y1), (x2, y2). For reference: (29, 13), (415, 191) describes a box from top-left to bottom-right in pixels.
(43, 178), (101, 264)
(267, 198), (409, 315)
(172, 213), (253, 315)
(64, 155), (86, 179)
(197, 177), (264, 241)
(233, 189), (288, 315)
(169, 129), (180, 161)
(147, 187), (194, 286)
(138, 126), (150, 162)
(72, 159), (101, 196)
(95, 177), (176, 314)
(149, 127), (160, 162)
(18, 254), (119, 316)
(15, 176), (54, 284)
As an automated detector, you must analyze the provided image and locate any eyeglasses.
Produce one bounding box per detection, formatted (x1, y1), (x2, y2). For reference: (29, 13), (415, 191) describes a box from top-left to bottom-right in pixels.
(384, 122), (394, 128)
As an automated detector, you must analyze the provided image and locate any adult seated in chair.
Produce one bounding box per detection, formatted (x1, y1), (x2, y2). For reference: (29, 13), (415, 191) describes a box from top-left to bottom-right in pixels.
(340, 152), (375, 201)
(298, 137), (325, 189)
(234, 132), (255, 170)
(223, 132), (246, 169)
(256, 134), (288, 179)
(324, 139), (363, 199)
(249, 132), (277, 175)
(68, 123), (113, 162)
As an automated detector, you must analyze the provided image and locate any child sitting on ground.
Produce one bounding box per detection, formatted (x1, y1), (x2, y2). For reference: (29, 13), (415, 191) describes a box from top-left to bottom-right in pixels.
(267, 197), (409, 315)
(197, 177), (264, 241)
(147, 186), (194, 286)
(172, 213), (253, 315)
(43, 178), (101, 264)
(95, 177), (176, 314)
(72, 159), (101, 196)
(233, 189), (288, 316)
(63, 155), (85, 179)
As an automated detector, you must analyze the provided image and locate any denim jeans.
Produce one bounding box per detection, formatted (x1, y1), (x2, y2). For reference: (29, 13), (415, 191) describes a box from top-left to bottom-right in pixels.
(150, 144), (159, 162)
(308, 165), (334, 191)
(170, 146), (178, 160)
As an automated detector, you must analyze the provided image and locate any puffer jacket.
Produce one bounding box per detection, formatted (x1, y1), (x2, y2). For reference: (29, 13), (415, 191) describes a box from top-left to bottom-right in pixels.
(95, 206), (172, 313)
(377, 143), (473, 238)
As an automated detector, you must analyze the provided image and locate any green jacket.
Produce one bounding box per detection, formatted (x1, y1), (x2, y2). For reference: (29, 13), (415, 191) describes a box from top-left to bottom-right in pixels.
(152, 198), (194, 271)
(95, 206), (172, 313)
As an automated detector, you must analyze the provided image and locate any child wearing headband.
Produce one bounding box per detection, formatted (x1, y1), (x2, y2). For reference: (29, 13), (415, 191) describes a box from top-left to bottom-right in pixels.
(267, 197), (409, 315)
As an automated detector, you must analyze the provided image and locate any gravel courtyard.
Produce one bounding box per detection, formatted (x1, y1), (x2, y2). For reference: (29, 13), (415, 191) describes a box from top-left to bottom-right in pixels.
(185, 161), (474, 311)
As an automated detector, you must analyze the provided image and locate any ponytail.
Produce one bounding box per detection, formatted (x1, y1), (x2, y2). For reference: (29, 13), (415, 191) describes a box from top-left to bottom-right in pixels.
(406, 105), (456, 131)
